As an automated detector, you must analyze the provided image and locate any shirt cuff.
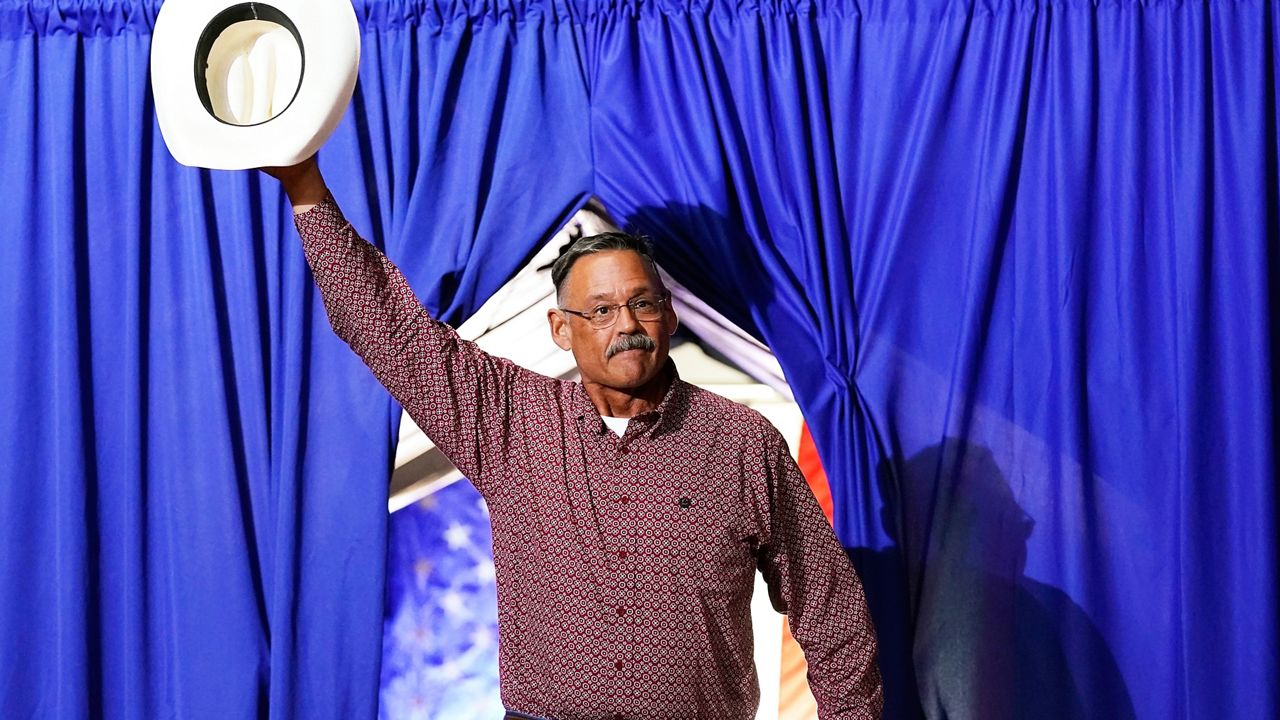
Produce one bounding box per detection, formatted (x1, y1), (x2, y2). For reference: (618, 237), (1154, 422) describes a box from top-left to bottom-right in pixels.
(293, 191), (341, 224)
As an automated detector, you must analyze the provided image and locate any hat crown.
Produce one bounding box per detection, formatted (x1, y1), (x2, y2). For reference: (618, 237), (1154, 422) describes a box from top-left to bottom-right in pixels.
(204, 20), (302, 126)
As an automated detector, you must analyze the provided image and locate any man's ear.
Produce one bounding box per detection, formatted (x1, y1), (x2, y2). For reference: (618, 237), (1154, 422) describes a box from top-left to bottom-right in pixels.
(666, 304), (680, 336)
(548, 308), (573, 351)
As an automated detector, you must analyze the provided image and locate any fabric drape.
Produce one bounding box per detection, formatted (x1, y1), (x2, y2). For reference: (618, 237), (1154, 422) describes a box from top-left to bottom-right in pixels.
(589, 2), (1277, 718)
(0, 2), (589, 718)
(1, 1), (1275, 719)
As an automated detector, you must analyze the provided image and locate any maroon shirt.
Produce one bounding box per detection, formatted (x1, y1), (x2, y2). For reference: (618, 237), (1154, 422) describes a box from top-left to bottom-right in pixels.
(296, 197), (883, 719)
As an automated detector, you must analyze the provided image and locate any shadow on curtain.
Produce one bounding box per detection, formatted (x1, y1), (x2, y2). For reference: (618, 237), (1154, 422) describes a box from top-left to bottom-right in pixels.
(853, 440), (1134, 720)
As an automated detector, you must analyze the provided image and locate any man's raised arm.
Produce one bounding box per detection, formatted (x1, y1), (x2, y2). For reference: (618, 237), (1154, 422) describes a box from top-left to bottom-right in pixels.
(263, 158), (520, 486)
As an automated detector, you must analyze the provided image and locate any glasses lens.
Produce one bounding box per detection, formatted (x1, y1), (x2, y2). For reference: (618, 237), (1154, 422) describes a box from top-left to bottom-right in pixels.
(589, 309), (615, 328)
(631, 297), (662, 321)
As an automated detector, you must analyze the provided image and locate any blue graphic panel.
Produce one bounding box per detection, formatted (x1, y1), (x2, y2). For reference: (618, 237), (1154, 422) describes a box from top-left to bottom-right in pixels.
(380, 480), (503, 719)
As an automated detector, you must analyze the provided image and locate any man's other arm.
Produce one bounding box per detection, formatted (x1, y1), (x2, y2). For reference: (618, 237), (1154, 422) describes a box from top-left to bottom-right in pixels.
(756, 426), (884, 719)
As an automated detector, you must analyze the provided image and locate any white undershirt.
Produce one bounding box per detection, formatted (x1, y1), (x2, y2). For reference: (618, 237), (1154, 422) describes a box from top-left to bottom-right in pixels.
(601, 416), (630, 437)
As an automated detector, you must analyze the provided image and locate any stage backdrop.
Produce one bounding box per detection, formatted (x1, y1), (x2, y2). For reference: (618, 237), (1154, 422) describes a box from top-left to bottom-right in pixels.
(1, 1), (1275, 719)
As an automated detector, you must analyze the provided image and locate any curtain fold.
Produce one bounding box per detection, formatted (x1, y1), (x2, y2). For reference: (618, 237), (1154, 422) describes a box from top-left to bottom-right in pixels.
(1, 1), (1275, 719)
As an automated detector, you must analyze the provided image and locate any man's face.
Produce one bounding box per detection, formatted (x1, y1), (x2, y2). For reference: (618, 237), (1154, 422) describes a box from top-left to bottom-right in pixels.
(548, 250), (678, 391)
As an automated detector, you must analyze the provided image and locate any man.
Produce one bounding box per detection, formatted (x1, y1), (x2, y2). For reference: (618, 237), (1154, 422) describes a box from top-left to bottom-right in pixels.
(266, 157), (883, 719)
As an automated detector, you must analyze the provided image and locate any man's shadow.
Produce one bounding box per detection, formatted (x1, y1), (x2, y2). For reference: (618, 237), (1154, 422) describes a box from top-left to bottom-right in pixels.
(850, 440), (1135, 720)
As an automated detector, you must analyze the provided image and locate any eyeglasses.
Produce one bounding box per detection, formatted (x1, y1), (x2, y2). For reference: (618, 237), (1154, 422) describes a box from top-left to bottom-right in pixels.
(559, 294), (670, 329)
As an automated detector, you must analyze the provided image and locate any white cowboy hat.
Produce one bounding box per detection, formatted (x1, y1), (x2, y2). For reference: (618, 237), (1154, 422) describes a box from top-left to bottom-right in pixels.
(151, 0), (360, 170)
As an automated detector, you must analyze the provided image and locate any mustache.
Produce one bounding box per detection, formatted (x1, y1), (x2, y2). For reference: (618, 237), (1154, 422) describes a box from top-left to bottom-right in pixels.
(605, 333), (656, 359)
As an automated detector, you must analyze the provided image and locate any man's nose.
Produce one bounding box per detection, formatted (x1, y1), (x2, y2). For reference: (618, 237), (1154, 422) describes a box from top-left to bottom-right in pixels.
(614, 304), (642, 332)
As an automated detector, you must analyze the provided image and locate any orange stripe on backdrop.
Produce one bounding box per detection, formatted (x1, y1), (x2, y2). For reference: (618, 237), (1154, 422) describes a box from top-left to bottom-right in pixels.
(778, 423), (833, 720)
(797, 423), (835, 525)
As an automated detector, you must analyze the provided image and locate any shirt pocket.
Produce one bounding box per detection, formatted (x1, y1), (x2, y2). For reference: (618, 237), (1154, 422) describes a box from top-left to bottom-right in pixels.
(661, 482), (757, 597)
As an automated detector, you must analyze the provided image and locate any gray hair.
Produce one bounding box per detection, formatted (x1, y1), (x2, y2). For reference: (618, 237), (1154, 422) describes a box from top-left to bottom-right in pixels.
(551, 231), (661, 303)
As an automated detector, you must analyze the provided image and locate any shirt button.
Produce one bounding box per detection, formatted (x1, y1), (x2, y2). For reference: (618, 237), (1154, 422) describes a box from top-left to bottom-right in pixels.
(619, 495), (630, 504)
(616, 606), (627, 616)
(614, 660), (624, 670)
(619, 446), (629, 454)
(618, 550), (627, 559)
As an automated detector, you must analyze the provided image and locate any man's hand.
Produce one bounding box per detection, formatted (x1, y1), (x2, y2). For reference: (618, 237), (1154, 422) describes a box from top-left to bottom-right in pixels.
(261, 155), (328, 214)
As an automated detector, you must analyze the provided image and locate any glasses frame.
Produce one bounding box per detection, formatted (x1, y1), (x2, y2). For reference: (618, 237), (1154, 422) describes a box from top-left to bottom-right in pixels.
(558, 293), (671, 329)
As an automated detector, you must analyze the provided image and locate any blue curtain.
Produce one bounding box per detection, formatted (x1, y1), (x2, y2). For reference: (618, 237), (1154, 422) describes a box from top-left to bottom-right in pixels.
(0, 1), (588, 718)
(590, 2), (1277, 718)
(1, 1), (1275, 719)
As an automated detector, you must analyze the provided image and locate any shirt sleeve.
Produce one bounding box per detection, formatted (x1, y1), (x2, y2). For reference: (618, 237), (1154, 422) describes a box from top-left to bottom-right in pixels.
(294, 194), (521, 489)
(756, 426), (885, 719)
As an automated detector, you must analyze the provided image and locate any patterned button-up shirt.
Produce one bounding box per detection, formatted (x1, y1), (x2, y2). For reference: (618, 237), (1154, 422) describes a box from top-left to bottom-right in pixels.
(296, 197), (882, 719)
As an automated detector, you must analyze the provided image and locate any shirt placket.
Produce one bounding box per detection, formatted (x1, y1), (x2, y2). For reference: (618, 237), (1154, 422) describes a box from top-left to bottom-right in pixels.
(599, 420), (647, 716)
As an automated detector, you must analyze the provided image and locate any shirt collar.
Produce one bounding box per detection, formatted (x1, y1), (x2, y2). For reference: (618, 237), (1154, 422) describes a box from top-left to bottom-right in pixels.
(574, 359), (687, 436)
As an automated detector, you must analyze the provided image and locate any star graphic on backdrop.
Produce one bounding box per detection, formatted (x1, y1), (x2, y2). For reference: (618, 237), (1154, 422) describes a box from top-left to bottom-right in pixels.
(439, 589), (471, 619)
(438, 658), (464, 681)
(469, 626), (494, 649)
(444, 522), (473, 550)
